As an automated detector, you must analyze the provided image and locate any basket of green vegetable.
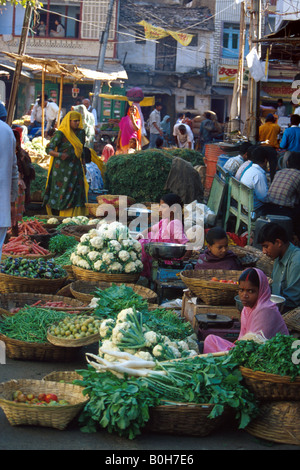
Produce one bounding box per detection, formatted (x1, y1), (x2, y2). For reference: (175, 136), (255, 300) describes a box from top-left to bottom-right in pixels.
(229, 334), (300, 401)
(0, 379), (88, 430)
(0, 258), (67, 294)
(47, 315), (101, 347)
(70, 280), (157, 305)
(0, 307), (81, 361)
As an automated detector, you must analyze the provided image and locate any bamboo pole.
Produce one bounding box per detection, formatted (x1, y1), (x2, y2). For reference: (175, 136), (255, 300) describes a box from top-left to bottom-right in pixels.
(6, 4), (33, 125)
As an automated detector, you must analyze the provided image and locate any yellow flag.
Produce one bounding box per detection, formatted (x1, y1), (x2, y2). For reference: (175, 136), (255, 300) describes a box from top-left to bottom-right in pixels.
(138, 20), (194, 46)
(138, 20), (169, 40)
(168, 31), (194, 46)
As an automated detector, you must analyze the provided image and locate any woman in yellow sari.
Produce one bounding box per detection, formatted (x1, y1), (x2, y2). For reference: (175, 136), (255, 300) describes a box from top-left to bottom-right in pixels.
(43, 111), (88, 217)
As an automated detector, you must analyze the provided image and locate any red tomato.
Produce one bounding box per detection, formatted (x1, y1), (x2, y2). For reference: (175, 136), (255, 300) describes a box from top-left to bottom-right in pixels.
(45, 393), (58, 403)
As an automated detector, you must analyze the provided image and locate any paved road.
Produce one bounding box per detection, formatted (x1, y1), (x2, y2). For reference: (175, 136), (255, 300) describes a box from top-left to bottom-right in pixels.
(0, 345), (299, 452)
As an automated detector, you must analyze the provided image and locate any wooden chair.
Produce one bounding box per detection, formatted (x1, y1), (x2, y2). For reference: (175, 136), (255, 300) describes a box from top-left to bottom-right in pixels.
(206, 173), (227, 226)
(224, 176), (255, 244)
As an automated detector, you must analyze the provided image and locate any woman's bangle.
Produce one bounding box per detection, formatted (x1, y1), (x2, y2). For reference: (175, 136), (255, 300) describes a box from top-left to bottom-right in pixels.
(58, 152), (62, 158)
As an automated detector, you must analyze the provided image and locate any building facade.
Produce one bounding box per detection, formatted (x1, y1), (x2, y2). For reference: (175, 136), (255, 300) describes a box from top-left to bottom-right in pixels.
(0, 0), (126, 118)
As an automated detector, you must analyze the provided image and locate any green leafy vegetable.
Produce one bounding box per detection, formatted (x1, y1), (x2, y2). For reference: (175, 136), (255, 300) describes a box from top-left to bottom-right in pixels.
(228, 334), (300, 380)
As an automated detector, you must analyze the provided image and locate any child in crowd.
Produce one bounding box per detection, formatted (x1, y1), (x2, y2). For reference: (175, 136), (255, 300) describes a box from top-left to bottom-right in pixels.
(195, 227), (242, 271)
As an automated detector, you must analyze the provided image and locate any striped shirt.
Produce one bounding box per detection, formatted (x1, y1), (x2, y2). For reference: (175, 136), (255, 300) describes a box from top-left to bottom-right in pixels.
(267, 168), (300, 208)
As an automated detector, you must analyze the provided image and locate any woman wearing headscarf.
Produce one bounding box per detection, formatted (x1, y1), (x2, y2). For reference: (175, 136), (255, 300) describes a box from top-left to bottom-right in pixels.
(136, 193), (188, 279)
(101, 143), (115, 163)
(43, 111), (88, 217)
(203, 268), (289, 354)
(72, 103), (95, 148)
(116, 104), (142, 154)
(160, 115), (171, 146)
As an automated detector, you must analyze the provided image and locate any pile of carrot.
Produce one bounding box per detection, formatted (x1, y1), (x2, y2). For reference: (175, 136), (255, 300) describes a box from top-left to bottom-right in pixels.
(8, 219), (49, 236)
(2, 235), (51, 256)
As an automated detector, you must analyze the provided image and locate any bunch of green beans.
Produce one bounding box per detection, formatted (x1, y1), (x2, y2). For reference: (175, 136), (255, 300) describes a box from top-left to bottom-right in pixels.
(0, 307), (68, 343)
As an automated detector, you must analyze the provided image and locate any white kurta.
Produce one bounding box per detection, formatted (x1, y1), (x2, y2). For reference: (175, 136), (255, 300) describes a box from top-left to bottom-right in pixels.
(0, 121), (18, 228)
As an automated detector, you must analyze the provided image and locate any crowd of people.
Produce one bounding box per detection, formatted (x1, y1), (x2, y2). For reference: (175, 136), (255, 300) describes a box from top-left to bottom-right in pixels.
(0, 93), (300, 362)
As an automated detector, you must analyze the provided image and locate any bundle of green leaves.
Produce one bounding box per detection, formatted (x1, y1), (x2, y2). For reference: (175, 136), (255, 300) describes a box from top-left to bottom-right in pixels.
(228, 334), (300, 380)
(75, 354), (258, 439)
(104, 149), (204, 202)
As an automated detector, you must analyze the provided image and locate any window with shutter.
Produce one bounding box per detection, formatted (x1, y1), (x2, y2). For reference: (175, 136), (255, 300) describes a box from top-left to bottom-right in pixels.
(81, 0), (117, 40)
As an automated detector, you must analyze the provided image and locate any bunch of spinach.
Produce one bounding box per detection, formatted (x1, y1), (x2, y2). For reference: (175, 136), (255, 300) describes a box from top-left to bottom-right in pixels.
(75, 366), (161, 439)
(104, 149), (204, 203)
(92, 284), (149, 319)
(228, 334), (300, 380)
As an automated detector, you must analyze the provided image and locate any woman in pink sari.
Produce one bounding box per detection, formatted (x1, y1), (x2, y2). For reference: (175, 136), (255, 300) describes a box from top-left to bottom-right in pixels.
(203, 268), (289, 354)
(116, 104), (142, 154)
(137, 193), (188, 279)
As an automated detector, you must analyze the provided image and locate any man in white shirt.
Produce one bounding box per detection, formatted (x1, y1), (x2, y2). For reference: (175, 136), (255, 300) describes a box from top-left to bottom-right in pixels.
(148, 103), (163, 148)
(29, 95), (61, 137)
(173, 123), (194, 149)
(0, 120), (19, 258)
(240, 146), (269, 217)
(223, 142), (252, 176)
(83, 98), (98, 126)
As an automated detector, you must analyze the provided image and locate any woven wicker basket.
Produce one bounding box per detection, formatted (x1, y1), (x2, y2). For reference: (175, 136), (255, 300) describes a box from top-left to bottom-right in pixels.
(72, 265), (140, 283)
(0, 331), (80, 361)
(282, 308), (300, 332)
(180, 269), (241, 305)
(0, 379), (88, 430)
(0, 272), (67, 294)
(240, 367), (300, 401)
(241, 246), (274, 277)
(0, 293), (86, 314)
(145, 401), (229, 436)
(47, 330), (100, 348)
(246, 401), (300, 445)
(85, 203), (98, 217)
(1, 252), (55, 261)
(61, 224), (98, 242)
(43, 371), (83, 384)
(70, 280), (157, 304)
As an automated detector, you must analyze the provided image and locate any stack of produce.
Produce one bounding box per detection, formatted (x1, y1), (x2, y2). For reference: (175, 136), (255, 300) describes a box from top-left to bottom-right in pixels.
(75, 352), (258, 439)
(96, 306), (198, 362)
(48, 234), (78, 255)
(70, 222), (143, 274)
(2, 235), (52, 257)
(0, 258), (66, 279)
(8, 219), (49, 236)
(48, 316), (101, 341)
(58, 216), (99, 228)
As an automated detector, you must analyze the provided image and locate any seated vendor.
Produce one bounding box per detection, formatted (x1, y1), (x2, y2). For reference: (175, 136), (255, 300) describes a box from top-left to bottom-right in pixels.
(257, 222), (300, 312)
(195, 227), (242, 271)
(136, 193), (188, 279)
(203, 267), (289, 354)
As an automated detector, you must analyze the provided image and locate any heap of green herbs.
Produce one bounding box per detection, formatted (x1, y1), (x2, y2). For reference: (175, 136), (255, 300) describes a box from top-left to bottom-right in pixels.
(75, 354), (258, 440)
(105, 150), (204, 202)
(48, 233), (78, 255)
(228, 334), (300, 380)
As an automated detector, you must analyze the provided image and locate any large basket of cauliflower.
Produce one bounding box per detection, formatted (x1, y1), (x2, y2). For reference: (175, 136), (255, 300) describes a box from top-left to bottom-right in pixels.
(71, 222), (143, 283)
